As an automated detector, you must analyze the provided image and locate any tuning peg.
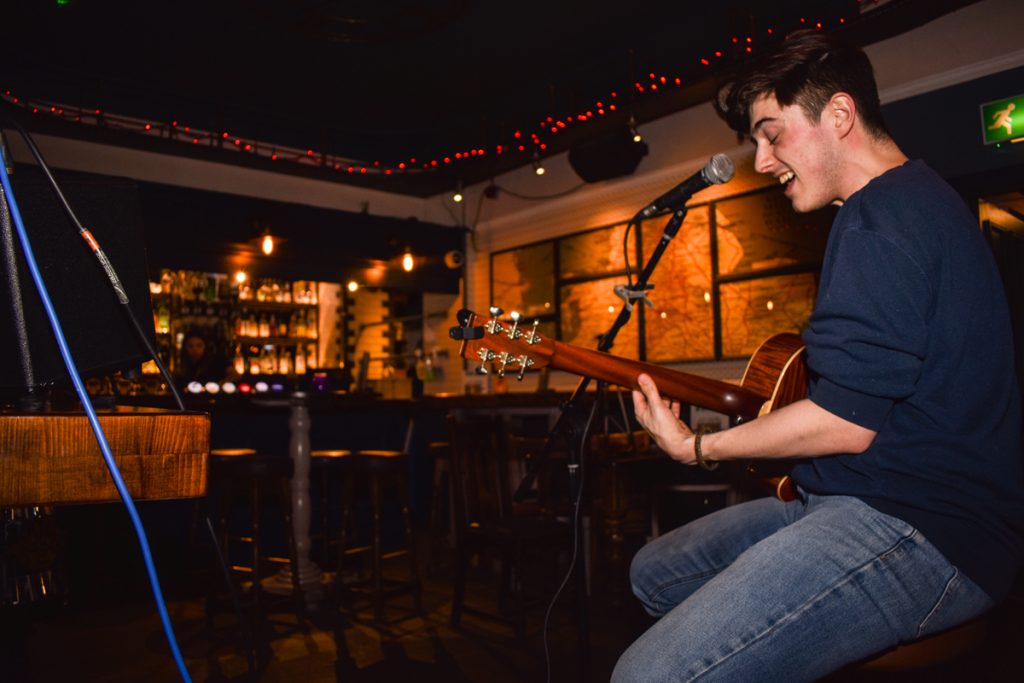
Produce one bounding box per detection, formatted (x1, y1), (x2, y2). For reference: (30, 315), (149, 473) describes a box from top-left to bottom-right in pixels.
(525, 319), (542, 345)
(497, 352), (513, 378)
(515, 354), (535, 381)
(488, 306), (504, 317)
(485, 314), (503, 335)
(474, 347), (496, 375)
(506, 311), (523, 340)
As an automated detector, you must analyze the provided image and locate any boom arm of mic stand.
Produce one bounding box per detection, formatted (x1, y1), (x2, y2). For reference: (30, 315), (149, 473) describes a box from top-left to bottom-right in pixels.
(512, 207), (688, 503)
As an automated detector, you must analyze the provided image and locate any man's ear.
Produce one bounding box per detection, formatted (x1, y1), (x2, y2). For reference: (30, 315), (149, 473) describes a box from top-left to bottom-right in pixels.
(826, 93), (856, 139)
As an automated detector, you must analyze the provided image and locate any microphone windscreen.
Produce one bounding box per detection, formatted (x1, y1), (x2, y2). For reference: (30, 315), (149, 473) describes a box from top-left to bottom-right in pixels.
(706, 154), (736, 184)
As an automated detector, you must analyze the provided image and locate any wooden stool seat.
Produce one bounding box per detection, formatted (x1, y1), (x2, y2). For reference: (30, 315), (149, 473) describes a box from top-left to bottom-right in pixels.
(311, 449), (353, 459)
(355, 449), (405, 460)
(210, 448), (257, 457)
(860, 618), (988, 671)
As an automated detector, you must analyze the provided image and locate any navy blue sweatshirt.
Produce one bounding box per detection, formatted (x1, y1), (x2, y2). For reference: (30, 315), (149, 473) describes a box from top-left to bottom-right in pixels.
(792, 160), (1023, 601)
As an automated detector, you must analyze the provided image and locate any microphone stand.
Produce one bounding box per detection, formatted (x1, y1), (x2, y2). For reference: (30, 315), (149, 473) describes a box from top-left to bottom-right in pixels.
(514, 205), (689, 681)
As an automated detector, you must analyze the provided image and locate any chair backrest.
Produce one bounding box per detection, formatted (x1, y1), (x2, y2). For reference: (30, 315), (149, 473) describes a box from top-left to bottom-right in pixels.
(446, 413), (516, 536)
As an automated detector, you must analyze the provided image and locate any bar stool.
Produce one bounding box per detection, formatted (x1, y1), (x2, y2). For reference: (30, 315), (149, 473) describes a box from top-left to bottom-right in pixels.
(859, 617), (988, 672)
(309, 449), (353, 567)
(428, 441), (453, 548)
(207, 448), (305, 629)
(336, 449), (421, 622)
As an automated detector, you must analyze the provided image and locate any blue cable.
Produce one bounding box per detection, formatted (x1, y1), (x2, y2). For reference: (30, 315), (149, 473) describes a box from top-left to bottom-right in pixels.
(0, 162), (192, 682)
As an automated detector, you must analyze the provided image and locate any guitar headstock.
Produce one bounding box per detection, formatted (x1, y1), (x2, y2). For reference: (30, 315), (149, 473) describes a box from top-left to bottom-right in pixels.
(449, 307), (553, 380)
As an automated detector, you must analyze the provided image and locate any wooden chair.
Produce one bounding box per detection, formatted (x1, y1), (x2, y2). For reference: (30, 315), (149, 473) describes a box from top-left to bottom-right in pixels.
(447, 413), (572, 638)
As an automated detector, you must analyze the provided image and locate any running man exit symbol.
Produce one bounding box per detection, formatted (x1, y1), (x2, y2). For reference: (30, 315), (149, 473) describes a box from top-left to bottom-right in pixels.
(981, 95), (1024, 145)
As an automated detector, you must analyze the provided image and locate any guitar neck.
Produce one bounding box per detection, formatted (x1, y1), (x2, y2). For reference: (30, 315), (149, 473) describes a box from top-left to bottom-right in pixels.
(547, 340), (768, 420)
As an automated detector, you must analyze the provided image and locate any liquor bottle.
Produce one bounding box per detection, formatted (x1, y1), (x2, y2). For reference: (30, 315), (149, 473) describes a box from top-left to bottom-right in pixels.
(294, 345), (306, 375)
(306, 308), (317, 338)
(233, 345), (246, 376)
(278, 347), (291, 375)
(258, 314), (270, 338)
(294, 310), (307, 338)
(277, 314), (288, 337)
(156, 300), (170, 334)
(260, 346), (275, 374)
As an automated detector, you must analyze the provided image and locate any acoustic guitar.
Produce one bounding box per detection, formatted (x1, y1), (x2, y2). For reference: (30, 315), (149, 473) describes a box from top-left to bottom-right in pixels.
(450, 307), (808, 501)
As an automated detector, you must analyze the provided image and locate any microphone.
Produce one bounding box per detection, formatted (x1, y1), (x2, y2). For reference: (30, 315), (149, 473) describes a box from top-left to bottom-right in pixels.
(639, 154), (735, 218)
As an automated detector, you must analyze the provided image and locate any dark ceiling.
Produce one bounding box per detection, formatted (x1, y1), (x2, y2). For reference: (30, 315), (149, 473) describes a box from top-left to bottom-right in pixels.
(2, 0), (979, 196)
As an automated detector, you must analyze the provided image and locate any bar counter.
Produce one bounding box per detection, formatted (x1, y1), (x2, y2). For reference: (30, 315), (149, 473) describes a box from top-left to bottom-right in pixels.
(115, 389), (577, 522)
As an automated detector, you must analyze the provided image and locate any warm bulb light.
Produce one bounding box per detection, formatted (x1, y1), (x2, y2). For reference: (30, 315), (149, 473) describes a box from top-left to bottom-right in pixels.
(261, 233), (274, 256)
(346, 280), (359, 292)
(402, 251), (414, 272)
(535, 164), (545, 176)
(235, 271), (248, 284)
(453, 191), (463, 203)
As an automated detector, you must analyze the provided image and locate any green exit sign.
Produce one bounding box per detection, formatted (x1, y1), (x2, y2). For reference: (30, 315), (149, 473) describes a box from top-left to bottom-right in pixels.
(980, 94), (1024, 145)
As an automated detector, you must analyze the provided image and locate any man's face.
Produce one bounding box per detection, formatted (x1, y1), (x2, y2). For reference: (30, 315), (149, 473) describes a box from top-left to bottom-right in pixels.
(749, 93), (842, 213)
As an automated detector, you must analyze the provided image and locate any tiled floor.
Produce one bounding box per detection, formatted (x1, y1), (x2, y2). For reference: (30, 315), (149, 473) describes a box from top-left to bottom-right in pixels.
(2, 504), (1022, 682)
(4, 558), (647, 682)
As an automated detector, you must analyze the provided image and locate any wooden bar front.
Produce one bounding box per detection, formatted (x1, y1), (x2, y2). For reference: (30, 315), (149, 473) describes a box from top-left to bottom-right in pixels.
(0, 407), (209, 506)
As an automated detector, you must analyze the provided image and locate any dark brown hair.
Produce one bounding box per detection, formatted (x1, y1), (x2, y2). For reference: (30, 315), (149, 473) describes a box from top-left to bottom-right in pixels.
(716, 30), (890, 138)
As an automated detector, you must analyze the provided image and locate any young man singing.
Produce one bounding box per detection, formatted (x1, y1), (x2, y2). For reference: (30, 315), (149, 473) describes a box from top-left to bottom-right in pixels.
(613, 30), (1023, 682)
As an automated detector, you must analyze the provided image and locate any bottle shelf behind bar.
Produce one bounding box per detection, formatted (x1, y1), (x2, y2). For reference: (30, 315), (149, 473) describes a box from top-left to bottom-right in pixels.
(147, 269), (322, 381)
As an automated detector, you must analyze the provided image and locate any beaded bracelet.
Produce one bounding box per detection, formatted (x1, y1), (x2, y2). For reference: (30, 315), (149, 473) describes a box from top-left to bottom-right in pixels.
(693, 431), (719, 471)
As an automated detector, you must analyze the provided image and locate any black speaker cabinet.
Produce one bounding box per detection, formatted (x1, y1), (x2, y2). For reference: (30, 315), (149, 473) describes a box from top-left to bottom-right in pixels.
(568, 125), (649, 183)
(0, 166), (156, 400)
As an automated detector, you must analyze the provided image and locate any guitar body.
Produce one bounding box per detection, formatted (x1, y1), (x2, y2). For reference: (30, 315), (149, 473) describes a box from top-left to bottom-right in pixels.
(451, 309), (807, 500)
(740, 333), (807, 416)
(739, 334), (806, 501)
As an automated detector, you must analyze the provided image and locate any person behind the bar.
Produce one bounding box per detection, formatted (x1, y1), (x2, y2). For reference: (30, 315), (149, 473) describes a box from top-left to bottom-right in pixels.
(175, 328), (230, 387)
(613, 30), (1023, 682)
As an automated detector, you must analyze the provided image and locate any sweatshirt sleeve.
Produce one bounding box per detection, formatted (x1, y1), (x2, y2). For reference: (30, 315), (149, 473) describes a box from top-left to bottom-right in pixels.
(803, 227), (934, 431)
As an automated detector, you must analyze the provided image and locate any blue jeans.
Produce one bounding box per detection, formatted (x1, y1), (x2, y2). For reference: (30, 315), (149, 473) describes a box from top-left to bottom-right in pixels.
(612, 492), (993, 682)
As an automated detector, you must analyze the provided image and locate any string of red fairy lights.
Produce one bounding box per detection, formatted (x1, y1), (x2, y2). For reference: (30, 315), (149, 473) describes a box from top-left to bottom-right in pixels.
(2, 12), (861, 179)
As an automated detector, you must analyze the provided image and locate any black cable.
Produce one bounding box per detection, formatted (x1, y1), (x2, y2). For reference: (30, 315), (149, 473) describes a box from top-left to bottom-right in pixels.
(623, 218), (638, 287)
(2, 113), (186, 411)
(542, 394), (598, 683)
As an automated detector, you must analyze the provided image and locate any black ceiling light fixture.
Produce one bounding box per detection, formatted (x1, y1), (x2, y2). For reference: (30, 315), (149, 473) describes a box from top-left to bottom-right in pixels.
(568, 123), (649, 183)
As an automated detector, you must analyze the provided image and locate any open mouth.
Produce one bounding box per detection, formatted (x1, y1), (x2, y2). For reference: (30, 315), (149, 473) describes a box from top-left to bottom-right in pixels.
(778, 170), (795, 187)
